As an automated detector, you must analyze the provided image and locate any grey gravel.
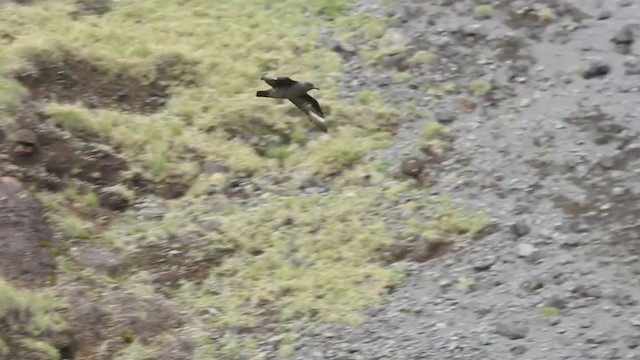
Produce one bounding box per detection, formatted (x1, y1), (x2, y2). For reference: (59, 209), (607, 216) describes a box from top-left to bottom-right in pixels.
(611, 25), (635, 44)
(286, 0), (640, 359)
(510, 221), (531, 238)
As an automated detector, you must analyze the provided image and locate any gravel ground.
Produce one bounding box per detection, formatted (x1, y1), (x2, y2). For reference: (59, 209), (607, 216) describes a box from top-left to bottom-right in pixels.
(288, 0), (640, 359)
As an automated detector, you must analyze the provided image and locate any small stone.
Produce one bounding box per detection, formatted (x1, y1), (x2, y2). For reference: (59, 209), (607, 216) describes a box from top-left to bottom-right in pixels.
(625, 335), (640, 349)
(268, 334), (285, 344)
(597, 155), (616, 169)
(582, 60), (611, 79)
(510, 221), (530, 238)
(611, 186), (627, 196)
(10, 128), (39, 156)
(201, 160), (229, 174)
(400, 157), (426, 179)
(99, 185), (135, 211)
(521, 278), (544, 292)
(519, 98), (531, 107)
(611, 25), (634, 45)
(435, 110), (457, 124)
(138, 202), (167, 220)
(516, 243), (538, 258)
(510, 344), (528, 355)
(495, 322), (529, 340)
(586, 332), (611, 344)
(472, 258), (495, 272)
(544, 295), (567, 309)
(597, 10), (612, 20)
(572, 284), (602, 298)
(323, 37), (356, 55)
(623, 56), (640, 75)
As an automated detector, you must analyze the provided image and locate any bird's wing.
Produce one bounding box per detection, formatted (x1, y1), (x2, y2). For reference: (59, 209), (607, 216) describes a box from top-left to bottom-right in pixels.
(288, 97), (328, 133)
(261, 75), (298, 88)
(298, 93), (324, 118)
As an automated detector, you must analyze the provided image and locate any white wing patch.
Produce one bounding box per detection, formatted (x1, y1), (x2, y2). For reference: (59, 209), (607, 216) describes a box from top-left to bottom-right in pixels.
(307, 109), (328, 132)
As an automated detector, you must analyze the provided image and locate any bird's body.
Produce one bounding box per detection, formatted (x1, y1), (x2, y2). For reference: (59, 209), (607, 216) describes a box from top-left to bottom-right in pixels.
(256, 75), (328, 133)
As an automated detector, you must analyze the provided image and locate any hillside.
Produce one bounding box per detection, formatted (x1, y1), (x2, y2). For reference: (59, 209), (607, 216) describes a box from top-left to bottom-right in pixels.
(1, 0), (639, 359)
(0, 0), (488, 359)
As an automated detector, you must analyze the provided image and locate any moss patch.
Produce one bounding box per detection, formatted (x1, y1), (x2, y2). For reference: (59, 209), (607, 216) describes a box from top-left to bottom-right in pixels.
(175, 187), (405, 328)
(0, 278), (70, 359)
(0, 0), (398, 188)
(0, 0), (491, 358)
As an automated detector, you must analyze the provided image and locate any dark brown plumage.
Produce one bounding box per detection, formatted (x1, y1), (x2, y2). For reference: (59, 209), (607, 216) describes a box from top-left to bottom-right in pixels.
(256, 75), (327, 133)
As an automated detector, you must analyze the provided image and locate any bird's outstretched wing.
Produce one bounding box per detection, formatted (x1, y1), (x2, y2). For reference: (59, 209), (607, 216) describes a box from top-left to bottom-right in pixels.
(261, 75), (297, 88)
(289, 96), (328, 133)
(299, 93), (324, 118)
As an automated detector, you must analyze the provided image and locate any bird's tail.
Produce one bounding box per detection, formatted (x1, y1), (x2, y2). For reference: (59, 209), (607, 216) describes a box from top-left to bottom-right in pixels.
(307, 111), (328, 133)
(256, 90), (271, 97)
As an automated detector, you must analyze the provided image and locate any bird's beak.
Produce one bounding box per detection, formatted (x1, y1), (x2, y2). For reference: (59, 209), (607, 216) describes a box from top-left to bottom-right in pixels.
(313, 86), (320, 90)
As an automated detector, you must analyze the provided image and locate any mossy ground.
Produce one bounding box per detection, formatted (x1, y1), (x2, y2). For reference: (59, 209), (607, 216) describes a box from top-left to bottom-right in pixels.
(0, 0), (490, 358)
(0, 278), (69, 359)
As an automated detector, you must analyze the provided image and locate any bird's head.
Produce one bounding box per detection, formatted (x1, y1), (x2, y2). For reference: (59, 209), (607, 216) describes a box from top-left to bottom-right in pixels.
(303, 82), (319, 91)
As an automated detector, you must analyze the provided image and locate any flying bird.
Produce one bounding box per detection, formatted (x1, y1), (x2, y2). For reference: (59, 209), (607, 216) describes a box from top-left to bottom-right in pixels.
(256, 75), (328, 133)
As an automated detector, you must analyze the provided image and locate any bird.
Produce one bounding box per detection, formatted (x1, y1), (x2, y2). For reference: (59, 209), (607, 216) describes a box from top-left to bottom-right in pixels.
(256, 75), (328, 133)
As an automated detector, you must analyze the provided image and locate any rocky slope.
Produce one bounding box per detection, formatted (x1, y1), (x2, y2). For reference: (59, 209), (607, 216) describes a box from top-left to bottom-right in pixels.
(290, 0), (640, 359)
(1, 0), (639, 359)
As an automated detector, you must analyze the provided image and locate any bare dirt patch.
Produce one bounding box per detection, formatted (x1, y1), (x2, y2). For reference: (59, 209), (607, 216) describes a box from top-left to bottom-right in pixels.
(0, 176), (56, 288)
(1, 52), (200, 201)
(540, 110), (640, 255)
(73, 0), (114, 17)
(61, 285), (192, 360)
(16, 56), (169, 115)
(378, 240), (456, 265)
(1, 114), (128, 189)
(133, 241), (235, 290)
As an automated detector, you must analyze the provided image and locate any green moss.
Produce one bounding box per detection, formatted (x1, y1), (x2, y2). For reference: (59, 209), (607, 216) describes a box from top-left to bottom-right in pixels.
(540, 306), (560, 318)
(113, 340), (157, 360)
(473, 5), (494, 19)
(0, 1), (495, 358)
(19, 339), (59, 360)
(0, 278), (67, 358)
(313, 0), (351, 19)
(442, 83), (459, 94)
(537, 9), (556, 22)
(454, 277), (474, 294)
(175, 187), (405, 328)
(392, 71), (413, 83)
(469, 79), (492, 96)
(42, 103), (93, 133)
(0, 77), (28, 116)
(265, 145), (293, 162)
(409, 50), (438, 65)
(335, 14), (387, 43)
(59, 214), (92, 239)
(571, 66), (585, 76)
(360, 28), (409, 65)
(426, 87), (444, 99)
(0, 0), (398, 184)
(356, 90), (382, 105)
(83, 191), (100, 211)
(288, 127), (392, 177)
(102, 184), (135, 203)
(421, 122), (446, 141)
(0, 338), (8, 355)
